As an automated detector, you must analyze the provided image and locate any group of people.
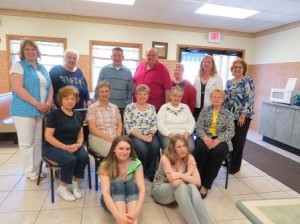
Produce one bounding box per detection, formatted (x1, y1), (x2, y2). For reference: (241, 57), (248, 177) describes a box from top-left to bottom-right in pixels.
(10, 39), (255, 224)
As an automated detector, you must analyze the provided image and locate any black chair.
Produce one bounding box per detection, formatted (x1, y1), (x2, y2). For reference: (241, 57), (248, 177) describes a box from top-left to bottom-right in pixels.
(37, 110), (92, 203)
(37, 114), (62, 203)
(224, 152), (231, 189)
(83, 124), (104, 191)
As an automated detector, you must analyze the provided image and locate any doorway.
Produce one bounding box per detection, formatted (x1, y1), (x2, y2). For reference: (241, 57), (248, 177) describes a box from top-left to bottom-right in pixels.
(178, 46), (244, 88)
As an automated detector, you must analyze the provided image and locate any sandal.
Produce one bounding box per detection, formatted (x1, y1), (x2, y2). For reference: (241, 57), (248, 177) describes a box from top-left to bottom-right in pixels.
(40, 173), (48, 179)
(28, 173), (47, 182)
(28, 175), (40, 182)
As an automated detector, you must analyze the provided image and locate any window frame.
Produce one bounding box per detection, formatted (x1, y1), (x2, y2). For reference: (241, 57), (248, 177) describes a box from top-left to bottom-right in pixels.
(89, 40), (143, 90)
(6, 34), (67, 90)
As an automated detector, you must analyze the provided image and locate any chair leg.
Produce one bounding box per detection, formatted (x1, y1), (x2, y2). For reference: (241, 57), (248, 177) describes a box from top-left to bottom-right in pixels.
(87, 157), (92, 189)
(225, 162), (229, 189)
(95, 159), (99, 191)
(50, 167), (55, 203)
(37, 160), (43, 185)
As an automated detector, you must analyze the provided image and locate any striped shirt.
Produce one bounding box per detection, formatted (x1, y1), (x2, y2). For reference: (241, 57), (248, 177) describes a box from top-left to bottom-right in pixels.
(97, 64), (133, 108)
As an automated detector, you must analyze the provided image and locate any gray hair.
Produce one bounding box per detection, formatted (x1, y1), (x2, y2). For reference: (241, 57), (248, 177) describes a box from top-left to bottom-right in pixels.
(64, 48), (79, 63)
(170, 85), (184, 95)
(175, 63), (184, 71)
(94, 80), (112, 101)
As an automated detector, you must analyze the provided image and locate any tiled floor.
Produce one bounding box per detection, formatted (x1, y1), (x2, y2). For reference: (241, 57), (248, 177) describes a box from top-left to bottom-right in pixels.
(0, 131), (299, 224)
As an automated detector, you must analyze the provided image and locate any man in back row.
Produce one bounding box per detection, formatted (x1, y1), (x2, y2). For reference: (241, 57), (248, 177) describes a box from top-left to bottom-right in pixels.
(133, 47), (172, 111)
(97, 47), (133, 119)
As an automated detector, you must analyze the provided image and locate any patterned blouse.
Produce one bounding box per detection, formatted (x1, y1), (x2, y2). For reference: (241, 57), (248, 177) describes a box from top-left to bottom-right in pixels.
(124, 103), (157, 135)
(196, 105), (235, 151)
(224, 77), (255, 120)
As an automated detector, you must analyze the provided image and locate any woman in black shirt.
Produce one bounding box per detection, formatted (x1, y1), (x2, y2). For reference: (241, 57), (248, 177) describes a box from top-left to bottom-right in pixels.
(43, 86), (88, 202)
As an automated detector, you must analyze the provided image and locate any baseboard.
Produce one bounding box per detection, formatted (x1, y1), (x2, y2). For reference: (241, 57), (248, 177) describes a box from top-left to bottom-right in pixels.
(262, 136), (300, 156)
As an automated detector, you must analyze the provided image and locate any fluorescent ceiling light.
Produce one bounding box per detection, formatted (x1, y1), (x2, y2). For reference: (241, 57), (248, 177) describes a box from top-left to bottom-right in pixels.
(85, 0), (135, 5)
(195, 4), (260, 19)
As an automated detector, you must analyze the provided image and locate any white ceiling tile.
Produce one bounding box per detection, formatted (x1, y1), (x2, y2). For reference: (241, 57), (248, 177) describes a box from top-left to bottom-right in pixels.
(0, 0), (299, 33)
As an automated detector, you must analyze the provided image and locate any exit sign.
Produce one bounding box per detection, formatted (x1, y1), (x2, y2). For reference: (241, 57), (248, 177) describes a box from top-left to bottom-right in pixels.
(208, 32), (221, 43)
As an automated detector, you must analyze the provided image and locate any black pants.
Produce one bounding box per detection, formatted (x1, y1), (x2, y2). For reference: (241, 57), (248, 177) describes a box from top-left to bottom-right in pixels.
(193, 138), (229, 189)
(231, 118), (251, 172)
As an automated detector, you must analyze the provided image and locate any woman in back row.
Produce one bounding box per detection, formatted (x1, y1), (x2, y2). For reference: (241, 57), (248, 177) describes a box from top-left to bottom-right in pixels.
(10, 39), (53, 181)
(224, 58), (255, 174)
(193, 55), (223, 121)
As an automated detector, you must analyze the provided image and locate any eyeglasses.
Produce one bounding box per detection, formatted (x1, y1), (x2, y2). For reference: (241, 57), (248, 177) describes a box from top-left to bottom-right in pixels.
(233, 66), (244, 70)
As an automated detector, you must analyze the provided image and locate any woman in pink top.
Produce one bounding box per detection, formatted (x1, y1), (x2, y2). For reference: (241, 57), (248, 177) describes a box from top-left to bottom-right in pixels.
(86, 81), (122, 157)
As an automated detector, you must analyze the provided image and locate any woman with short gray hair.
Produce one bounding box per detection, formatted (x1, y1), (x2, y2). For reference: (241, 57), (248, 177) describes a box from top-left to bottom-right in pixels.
(86, 81), (122, 157)
(157, 86), (195, 152)
(50, 48), (91, 109)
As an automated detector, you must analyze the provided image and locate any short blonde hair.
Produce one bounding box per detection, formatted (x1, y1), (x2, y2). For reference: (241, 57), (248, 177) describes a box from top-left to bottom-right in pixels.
(210, 89), (226, 100)
(57, 86), (79, 106)
(19, 39), (41, 60)
(135, 84), (150, 95)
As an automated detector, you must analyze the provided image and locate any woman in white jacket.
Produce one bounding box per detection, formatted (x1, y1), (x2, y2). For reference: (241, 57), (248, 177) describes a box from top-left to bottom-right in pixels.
(157, 86), (195, 152)
(194, 55), (223, 121)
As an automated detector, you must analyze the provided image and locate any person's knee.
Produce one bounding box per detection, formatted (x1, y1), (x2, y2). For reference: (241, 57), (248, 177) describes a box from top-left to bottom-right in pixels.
(77, 150), (89, 163)
(111, 182), (126, 202)
(125, 181), (138, 202)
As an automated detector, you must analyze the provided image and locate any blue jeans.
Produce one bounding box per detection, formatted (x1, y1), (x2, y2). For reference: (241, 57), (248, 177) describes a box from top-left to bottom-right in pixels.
(42, 142), (89, 184)
(100, 180), (139, 212)
(129, 135), (160, 180)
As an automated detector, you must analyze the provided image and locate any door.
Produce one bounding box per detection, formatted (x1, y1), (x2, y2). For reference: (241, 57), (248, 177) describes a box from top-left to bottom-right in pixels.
(273, 106), (295, 145)
(259, 103), (277, 138)
(291, 110), (300, 149)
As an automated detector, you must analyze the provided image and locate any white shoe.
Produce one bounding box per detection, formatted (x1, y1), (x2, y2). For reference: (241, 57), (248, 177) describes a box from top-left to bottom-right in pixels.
(57, 185), (76, 201)
(71, 180), (83, 199)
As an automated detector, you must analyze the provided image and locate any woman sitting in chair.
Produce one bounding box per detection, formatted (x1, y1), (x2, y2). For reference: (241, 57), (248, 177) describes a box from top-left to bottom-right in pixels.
(43, 86), (89, 202)
(193, 89), (234, 199)
(86, 80), (122, 157)
(124, 84), (160, 181)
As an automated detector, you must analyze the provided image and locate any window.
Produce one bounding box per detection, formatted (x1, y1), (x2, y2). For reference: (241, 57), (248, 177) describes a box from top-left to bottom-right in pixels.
(8, 35), (66, 72)
(178, 46), (244, 88)
(90, 41), (142, 90)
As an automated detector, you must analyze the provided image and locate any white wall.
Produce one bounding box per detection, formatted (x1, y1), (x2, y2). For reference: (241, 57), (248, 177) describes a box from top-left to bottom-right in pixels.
(253, 26), (300, 64)
(0, 15), (255, 62)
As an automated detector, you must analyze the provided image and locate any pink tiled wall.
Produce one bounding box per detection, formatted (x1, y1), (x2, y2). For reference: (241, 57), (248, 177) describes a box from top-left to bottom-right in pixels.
(248, 62), (300, 131)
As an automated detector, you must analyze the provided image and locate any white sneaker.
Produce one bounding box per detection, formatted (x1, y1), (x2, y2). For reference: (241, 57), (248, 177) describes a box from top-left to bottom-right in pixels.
(57, 185), (76, 201)
(71, 180), (83, 199)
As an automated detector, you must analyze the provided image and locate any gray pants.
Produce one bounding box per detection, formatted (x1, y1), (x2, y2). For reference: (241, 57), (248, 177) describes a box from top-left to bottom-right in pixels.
(151, 183), (211, 224)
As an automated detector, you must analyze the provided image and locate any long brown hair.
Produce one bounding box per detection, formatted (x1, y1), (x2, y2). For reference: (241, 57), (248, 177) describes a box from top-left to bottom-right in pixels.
(99, 136), (137, 178)
(164, 134), (189, 165)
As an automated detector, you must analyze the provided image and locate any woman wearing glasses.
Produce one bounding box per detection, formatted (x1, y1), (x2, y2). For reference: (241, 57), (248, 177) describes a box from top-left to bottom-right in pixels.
(224, 58), (255, 174)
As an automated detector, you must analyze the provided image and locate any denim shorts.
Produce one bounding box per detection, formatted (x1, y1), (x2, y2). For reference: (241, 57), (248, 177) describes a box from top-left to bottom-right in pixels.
(100, 180), (139, 212)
